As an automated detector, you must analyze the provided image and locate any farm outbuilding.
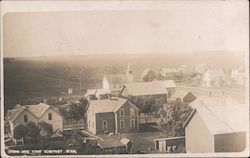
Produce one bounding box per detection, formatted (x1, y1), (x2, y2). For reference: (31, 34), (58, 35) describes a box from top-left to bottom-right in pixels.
(171, 90), (196, 103)
(153, 136), (185, 153)
(183, 96), (247, 153)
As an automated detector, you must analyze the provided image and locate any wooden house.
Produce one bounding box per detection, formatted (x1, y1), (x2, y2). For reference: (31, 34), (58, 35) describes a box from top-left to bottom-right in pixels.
(86, 98), (139, 135)
(6, 103), (64, 137)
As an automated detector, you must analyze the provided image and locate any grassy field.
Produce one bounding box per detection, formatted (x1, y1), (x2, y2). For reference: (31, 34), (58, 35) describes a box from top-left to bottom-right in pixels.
(4, 53), (244, 111)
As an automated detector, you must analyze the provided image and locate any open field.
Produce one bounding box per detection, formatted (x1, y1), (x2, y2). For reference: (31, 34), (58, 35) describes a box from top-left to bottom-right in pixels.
(4, 53), (245, 111)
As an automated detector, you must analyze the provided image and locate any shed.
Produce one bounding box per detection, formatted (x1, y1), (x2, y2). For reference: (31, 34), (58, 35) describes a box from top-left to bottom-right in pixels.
(153, 136), (185, 153)
(171, 90), (196, 103)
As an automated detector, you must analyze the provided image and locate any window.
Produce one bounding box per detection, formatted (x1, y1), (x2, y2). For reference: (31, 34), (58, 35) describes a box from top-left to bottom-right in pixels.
(113, 84), (116, 88)
(102, 120), (108, 129)
(120, 108), (124, 117)
(92, 121), (94, 128)
(24, 115), (28, 122)
(48, 113), (52, 120)
(156, 141), (159, 150)
(120, 120), (125, 128)
(130, 108), (135, 116)
(130, 119), (135, 127)
(89, 120), (91, 127)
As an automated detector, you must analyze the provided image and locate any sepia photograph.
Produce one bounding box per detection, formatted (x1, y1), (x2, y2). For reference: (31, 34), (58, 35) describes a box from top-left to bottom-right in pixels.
(1, 0), (249, 157)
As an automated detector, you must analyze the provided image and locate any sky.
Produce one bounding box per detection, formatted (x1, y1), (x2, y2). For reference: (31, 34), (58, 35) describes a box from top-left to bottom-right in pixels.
(2, 0), (249, 57)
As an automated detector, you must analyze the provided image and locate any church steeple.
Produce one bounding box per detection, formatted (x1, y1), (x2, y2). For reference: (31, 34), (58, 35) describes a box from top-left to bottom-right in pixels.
(126, 62), (133, 82)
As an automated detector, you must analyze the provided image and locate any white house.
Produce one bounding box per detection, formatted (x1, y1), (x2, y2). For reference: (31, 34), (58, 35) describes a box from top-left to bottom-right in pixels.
(6, 103), (64, 137)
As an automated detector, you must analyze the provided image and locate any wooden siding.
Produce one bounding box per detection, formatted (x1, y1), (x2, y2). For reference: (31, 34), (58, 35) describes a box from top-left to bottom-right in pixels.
(40, 108), (63, 132)
(116, 101), (138, 133)
(185, 112), (214, 153)
(214, 132), (246, 152)
(95, 112), (116, 134)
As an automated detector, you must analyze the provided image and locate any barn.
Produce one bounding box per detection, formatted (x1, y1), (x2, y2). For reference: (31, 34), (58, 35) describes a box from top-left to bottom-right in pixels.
(183, 96), (247, 153)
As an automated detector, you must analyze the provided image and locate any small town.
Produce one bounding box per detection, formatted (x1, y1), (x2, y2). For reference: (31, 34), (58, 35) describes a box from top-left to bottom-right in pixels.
(4, 62), (247, 155)
(2, 1), (248, 157)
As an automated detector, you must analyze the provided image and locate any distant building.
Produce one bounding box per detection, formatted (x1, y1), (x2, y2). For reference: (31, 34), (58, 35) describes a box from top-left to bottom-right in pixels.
(178, 65), (190, 74)
(86, 89), (97, 100)
(171, 90), (196, 103)
(68, 88), (73, 94)
(231, 65), (245, 86)
(102, 63), (134, 96)
(152, 80), (176, 97)
(159, 68), (178, 79)
(6, 103), (64, 137)
(86, 98), (139, 135)
(194, 64), (209, 74)
(154, 136), (185, 153)
(121, 81), (168, 109)
(86, 89), (111, 100)
(183, 96), (247, 153)
(201, 69), (227, 88)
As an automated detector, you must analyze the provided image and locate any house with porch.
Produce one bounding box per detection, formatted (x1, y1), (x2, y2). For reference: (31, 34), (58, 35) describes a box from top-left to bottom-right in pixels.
(86, 98), (139, 135)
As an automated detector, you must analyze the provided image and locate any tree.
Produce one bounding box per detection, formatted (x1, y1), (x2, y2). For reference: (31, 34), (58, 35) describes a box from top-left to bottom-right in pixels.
(14, 124), (28, 140)
(158, 100), (193, 137)
(38, 121), (53, 137)
(142, 69), (156, 82)
(129, 96), (156, 124)
(69, 98), (89, 123)
(26, 122), (41, 142)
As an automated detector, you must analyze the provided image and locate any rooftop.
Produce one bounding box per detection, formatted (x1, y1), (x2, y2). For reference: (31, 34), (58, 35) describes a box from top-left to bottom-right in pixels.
(185, 96), (247, 135)
(171, 90), (196, 100)
(7, 103), (51, 121)
(123, 81), (168, 96)
(88, 98), (132, 114)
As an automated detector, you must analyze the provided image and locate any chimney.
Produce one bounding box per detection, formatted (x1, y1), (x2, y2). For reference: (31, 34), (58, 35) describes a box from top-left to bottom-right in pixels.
(43, 98), (47, 104)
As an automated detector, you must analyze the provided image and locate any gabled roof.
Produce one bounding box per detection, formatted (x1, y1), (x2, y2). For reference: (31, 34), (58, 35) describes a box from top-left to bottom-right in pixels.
(7, 103), (53, 122)
(183, 96), (247, 135)
(7, 105), (26, 122)
(123, 81), (168, 96)
(88, 98), (137, 114)
(23, 103), (50, 118)
(171, 90), (195, 100)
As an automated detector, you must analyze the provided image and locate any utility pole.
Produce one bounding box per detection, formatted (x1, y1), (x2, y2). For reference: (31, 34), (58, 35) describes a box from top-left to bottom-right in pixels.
(79, 77), (82, 91)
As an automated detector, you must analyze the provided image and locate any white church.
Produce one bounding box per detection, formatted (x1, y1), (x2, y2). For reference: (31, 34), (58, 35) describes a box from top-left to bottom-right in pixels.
(102, 63), (134, 96)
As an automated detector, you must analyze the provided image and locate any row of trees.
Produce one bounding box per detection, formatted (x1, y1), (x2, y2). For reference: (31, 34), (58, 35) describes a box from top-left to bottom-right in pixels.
(141, 69), (188, 82)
